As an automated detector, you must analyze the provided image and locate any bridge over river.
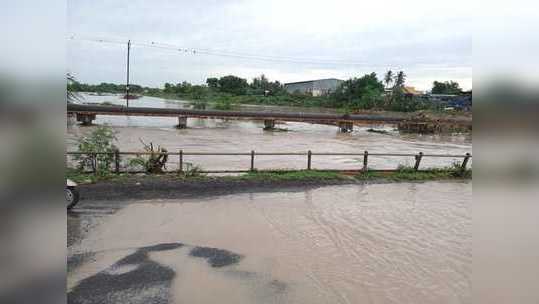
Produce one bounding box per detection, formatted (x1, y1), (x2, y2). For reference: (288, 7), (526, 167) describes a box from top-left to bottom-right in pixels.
(68, 103), (406, 132)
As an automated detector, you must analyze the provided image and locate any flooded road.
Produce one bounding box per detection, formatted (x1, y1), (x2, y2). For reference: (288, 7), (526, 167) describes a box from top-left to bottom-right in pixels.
(68, 181), (471, 304)
(67, 95), (471, 303)
(67, 94), (471, 171)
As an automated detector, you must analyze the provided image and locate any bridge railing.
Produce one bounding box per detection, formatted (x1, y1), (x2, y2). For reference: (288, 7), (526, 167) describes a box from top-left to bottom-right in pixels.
(66, 150), (472, 174)
(67, 103), (406, 123)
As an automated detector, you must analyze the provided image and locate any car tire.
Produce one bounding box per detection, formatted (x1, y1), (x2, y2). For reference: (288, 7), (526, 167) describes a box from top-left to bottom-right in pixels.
(66, 187), (80, 210)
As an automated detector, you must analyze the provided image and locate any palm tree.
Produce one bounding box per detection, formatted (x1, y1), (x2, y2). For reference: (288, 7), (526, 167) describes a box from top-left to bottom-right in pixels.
(394, 71), (406, 89)
(390, 71), (406, 106)
(383, 70), (394, 106)
(383, 70), (393, 89)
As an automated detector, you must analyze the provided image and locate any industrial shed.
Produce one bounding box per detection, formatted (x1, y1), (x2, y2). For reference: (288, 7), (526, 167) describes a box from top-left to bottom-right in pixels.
(284, 78), (343, 96)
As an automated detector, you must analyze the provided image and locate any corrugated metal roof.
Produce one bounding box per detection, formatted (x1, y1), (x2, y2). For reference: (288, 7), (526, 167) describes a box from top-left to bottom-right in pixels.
(284, 78), (343, 86)
(403, 86), (423, 95)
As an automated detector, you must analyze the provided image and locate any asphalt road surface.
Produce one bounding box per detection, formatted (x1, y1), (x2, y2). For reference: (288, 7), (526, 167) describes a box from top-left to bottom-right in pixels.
(67, 180), (471, 304)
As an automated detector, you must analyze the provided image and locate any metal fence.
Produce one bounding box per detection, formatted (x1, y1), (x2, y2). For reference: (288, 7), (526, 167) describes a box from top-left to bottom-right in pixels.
(66, 150), (472, 174)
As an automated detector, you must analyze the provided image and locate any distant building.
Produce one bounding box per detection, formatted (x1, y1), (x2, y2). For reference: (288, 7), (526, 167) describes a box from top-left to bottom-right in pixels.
(384, 86), (424, 97)
(403, 86), (423, 97)
(284, 78), (343, 96)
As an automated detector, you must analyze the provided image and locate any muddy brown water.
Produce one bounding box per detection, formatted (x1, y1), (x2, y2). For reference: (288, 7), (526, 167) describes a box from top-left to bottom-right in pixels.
(67, 94), (471, 172)
(68, 182), (471, 304)
(67, 95), (471, 303)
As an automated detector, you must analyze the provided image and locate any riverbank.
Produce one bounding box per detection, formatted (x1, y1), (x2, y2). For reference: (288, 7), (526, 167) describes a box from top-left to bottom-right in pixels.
(75, 92), (472, 133)
(144, 92), (472, 131)
(68, 169), (471, 201)
(145, 91), (334, 109)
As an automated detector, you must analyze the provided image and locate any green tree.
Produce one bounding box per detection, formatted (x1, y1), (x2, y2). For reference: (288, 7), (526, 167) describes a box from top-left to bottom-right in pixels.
(251, 74), (269, 89)
(431, 81), (462, 94)
(332, 73), (384, 109)
(250, 74), (284, 95)
(175, 81), (192, 94)
(383, 70), (393, 89)
(128, 84), (143, 93)
(217, 75), (249, 95)
(389, 71), (406, 105)
(164, 83), (175, 94)
(206, 77), (219, 89)
(394, 71), (406, 88)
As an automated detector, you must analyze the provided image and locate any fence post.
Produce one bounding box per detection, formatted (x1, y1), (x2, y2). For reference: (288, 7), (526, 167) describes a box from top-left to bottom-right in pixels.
(114, 149), (120, 174)
(179, 149), (183, 173)
(307, 150), (312, 170)
(363, 151), (368, 172)
(92, 153), (97, 175)
(461, 153), (470, 171)
(414, 152), (423, 171)
(250, 150), (255, 171)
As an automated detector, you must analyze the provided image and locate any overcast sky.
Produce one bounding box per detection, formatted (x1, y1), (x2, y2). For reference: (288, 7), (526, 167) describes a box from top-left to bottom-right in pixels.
(68, 0), (472, 91)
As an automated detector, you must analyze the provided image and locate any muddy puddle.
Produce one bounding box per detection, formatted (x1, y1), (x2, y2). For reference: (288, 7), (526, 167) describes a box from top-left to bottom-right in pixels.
(68, 182), (471, 304)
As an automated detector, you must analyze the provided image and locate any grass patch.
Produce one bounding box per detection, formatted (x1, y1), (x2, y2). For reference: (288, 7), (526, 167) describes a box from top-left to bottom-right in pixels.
(66, 169), (348, 185)
(355, 165), (471, 181)
(67, 166), (470, 186)
(240, 170), (348, 181)
(66, 168), (133, 184)
(67, 168), (102, 184)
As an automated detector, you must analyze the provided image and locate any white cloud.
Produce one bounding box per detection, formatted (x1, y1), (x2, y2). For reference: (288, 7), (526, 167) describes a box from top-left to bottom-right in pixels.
(68, 0), (472, 90)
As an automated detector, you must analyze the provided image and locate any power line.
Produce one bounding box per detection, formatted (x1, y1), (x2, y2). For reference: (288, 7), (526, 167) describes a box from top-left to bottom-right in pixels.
(68, 35), (379, 66)
(68, 35), (468, 70)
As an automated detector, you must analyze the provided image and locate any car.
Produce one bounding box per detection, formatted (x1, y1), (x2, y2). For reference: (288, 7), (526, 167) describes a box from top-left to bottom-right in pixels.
(66, 179), (80, 210)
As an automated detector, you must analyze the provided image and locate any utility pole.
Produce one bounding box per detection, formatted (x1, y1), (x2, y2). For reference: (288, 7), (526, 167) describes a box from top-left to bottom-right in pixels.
(126, 39), (131, 108)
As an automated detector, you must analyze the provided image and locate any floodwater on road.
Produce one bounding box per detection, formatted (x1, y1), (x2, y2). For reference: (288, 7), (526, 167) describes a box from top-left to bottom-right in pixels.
(67, 181), (471, 304)
(67, 94), (472, 171)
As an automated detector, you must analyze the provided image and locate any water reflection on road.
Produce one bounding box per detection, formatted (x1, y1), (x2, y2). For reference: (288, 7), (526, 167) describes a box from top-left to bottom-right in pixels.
(68, 182), (471, 304)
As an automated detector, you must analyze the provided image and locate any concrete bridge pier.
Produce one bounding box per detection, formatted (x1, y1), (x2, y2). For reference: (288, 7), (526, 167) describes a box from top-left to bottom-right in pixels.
(263, 119), (276, 130)
(338, 121), (353, 133)
(76, 113), (96, 126)
(176, 116), (188, 129)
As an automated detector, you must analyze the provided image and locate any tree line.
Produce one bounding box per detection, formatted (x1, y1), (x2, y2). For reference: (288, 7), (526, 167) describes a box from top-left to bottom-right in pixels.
(162, 74), (285, 97)
(67, 81), (146, 94)
(68, 73), (466, 112)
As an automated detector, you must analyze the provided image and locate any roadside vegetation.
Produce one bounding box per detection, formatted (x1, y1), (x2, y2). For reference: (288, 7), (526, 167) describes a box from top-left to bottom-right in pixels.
(68, 126), (471, 185)
(239, 170), (348, 181)
(67, 167), (471, 185)
(69, 125), (204, 181)
(68, 165), (470, 185)
(72, 125), (118, 177)
(356, 164), (471, 181)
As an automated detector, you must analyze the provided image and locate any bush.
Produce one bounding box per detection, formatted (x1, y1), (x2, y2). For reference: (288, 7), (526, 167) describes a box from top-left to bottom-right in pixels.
(190, 100), (207, 109)
(214, 96), (233, 110)
(129, 140), (169, 173)
(74, 125), (118, 175)
(180, 162), (205, 177)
